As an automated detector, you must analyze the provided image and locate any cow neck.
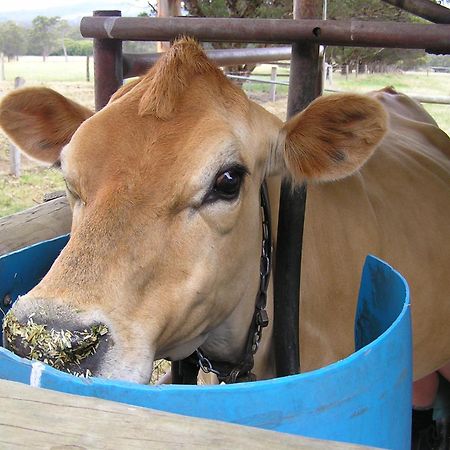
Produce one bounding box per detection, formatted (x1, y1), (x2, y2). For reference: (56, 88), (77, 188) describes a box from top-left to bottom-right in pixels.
(174, 181), (272, 384)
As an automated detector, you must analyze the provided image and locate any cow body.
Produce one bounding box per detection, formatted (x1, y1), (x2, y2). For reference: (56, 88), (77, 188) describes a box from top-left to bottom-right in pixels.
(0, 39), (449, 388)
(300, 91), (450, 379)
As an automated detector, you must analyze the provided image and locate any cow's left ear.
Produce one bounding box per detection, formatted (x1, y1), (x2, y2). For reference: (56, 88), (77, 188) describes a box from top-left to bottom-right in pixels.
(278, 93), (387, 182)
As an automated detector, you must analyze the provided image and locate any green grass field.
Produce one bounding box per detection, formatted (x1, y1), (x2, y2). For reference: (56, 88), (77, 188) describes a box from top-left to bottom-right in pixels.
(2, 56), (93, 83)
(0, 167), (63, 216)
(0, 57), (449, 217)
(251, 65), (450, 132)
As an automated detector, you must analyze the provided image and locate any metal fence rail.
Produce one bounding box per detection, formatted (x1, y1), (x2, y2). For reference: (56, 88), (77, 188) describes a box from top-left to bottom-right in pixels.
(81, 17), (450, 52)
(123, 47), (292, 78)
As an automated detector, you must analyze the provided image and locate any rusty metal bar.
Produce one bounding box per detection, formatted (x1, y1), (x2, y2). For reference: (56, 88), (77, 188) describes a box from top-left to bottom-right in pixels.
(227, 74), (290, 86)
(93, 10), (123, 111)
(274, 0), (323, 378)
(81, 16), (450, 53)
(123, 47), (292, 78)
(381, 0), (450, 24)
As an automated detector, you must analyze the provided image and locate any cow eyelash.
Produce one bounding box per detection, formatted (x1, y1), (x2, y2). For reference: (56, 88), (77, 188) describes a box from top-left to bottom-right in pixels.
(64, 179), (80, 201)
(203, 164), (249, 204)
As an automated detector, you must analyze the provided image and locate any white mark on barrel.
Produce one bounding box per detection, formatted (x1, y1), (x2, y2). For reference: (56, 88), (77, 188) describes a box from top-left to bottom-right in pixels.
(30, 361), (45, 388)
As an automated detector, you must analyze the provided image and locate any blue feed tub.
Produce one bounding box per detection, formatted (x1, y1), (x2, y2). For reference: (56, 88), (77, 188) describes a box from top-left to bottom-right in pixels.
(0, 235), (412, 449)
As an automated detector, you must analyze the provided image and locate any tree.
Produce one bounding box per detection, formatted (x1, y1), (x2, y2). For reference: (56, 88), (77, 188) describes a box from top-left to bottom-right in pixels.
(326, 0), (427, 71)
(56, 19), (71, 62)
(29, 16), (61, 62)
(51, 39), (93, 57)
(0, 21), (28, 60)
(183, 0), (291, 19)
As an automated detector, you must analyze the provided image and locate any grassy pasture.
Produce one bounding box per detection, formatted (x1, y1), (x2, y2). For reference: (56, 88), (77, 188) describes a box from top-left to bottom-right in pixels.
(251, 65), (450, 131)
(0, 56), (449, 217)
(2, 56), (94, 83)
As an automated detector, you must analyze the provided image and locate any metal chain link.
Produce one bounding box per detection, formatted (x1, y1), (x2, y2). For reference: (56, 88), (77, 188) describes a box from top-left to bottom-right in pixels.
(193, 183), (272, 383)
(195, 349), (221, 376)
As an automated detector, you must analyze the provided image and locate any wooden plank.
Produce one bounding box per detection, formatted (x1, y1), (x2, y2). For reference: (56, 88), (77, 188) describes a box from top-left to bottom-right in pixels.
(0, 379), (375, 449)
(0, 197), (72, 256)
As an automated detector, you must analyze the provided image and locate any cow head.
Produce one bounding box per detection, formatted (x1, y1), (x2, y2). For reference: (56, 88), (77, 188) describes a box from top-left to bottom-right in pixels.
(0, 38), (387, 382)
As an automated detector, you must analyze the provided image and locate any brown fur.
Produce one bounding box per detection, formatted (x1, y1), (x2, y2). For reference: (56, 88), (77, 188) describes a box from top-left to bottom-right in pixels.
(109, 78), (142, 103)
(283, 93), (388, 182)
(0, 87), (92, 164)
(136, 38), (237, 120)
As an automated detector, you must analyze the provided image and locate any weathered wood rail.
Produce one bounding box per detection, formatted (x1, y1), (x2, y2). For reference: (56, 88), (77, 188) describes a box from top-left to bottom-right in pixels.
(0, 197), (71, 256)
(0, 379), (375, 449)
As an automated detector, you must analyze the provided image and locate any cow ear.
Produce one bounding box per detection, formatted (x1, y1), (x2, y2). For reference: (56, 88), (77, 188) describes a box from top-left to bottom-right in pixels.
(0, 87), (93, 165)
(278, 94), (387, 182)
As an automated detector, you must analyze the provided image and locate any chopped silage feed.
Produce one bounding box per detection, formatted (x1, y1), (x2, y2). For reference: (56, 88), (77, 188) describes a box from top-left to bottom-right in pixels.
(3, 311), (108, 377)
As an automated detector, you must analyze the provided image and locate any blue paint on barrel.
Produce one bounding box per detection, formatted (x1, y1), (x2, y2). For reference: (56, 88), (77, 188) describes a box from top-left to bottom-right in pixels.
(0, 236), (412, 448)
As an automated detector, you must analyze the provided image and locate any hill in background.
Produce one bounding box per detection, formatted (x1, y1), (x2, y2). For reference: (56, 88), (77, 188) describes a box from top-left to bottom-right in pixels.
(0, 1), (144, 24)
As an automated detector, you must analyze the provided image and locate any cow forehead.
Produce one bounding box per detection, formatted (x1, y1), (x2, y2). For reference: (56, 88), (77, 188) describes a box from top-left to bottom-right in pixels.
(62, 90), (261, 210)
(62, 39), (280, 203)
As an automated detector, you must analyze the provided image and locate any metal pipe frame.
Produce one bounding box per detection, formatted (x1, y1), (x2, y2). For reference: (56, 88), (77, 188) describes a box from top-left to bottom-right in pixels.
(93, 10), (123, 110)
(81, 16), (450, 53)
(381, 0), (450, 24)
(272, 0), (324, 378)
(123, 47), (292, 78)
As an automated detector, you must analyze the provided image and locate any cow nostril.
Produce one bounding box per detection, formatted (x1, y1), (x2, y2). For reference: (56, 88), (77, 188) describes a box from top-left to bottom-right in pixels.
(3, 311), (109, 376)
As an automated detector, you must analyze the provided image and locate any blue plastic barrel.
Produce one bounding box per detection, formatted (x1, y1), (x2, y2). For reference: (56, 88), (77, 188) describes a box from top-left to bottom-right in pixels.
(0, 235), (412, 449)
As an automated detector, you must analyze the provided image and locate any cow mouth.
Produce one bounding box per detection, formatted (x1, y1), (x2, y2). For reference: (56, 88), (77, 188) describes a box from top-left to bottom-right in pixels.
(3, 311), (111, 377)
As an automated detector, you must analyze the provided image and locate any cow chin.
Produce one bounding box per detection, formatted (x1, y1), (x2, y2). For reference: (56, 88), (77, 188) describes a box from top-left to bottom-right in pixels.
(2, 296), (156, 384)
(92, 348), (156, 384)
(158, 333), (208, 363)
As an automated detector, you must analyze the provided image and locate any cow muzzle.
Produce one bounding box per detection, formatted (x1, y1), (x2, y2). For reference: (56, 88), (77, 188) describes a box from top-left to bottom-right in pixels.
(2, 298), (113, 377)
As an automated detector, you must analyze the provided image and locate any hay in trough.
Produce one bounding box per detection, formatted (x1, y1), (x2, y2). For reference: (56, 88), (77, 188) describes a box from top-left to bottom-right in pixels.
(3, 311), (108, 377)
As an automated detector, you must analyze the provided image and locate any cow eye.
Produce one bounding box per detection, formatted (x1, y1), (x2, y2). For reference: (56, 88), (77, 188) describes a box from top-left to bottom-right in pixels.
(64, 179), (81, 203)
(210, 166), (246, 202)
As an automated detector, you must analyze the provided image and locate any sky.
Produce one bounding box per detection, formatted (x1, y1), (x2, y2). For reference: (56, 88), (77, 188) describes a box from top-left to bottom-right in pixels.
(1, 0), (74, 11)
(0, 0), (141, 12)
(0, 0), (149, 22)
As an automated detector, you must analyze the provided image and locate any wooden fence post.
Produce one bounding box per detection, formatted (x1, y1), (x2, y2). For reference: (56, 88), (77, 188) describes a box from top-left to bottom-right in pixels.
(0, 53), (5, 81)
(9, 77), (25, 178)
(270, 65), (277, 101)
(86, 55), (90, 82)
(157, 0), (182, 52)
(345, 64), (349, 80)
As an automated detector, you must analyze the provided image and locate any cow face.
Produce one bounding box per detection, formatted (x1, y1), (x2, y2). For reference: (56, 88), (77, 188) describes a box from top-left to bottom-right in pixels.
(0, 38), (387, 382)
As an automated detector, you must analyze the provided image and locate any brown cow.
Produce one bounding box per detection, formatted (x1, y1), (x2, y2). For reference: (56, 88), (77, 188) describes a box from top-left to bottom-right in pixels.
(1, 38), (449, 445)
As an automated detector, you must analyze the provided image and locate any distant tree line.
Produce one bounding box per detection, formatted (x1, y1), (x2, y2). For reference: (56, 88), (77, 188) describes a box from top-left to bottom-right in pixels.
(0, 16), (92, 61)
(0, 15), (157, 61)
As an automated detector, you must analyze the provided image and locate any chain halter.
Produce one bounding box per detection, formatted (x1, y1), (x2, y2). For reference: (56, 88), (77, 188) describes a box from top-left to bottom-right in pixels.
(173, 182), (272, 384)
